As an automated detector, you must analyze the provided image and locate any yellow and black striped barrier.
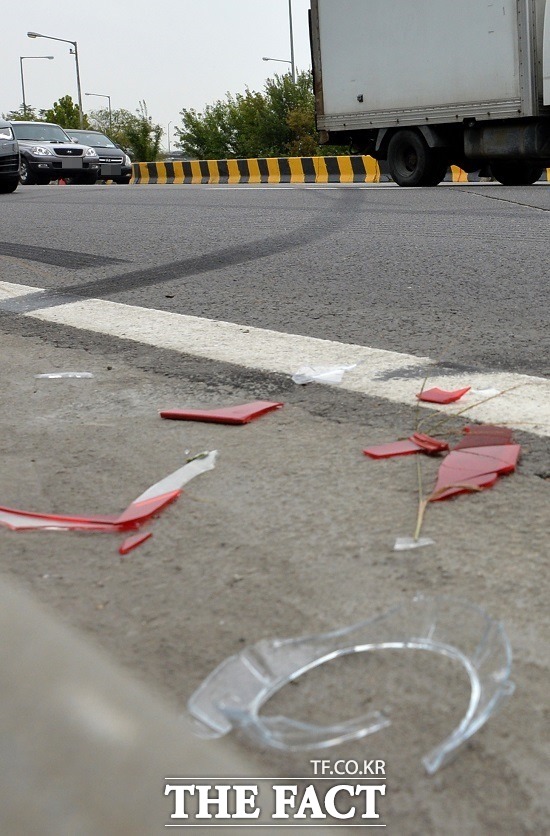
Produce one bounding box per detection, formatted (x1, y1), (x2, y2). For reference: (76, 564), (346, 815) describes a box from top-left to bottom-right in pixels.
(132, 156), (381, 184)
(131, 157), (550, 185)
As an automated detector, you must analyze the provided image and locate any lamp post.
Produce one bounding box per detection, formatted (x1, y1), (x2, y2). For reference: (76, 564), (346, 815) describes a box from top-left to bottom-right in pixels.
(85, 92), (112, 133)
(263, 0), (296, 84)
(288, 0), (296, 84)
(262, 56), (293, 73)
(27, 31), (84, 128)
(167, 121), (172, 154)
(19, 55), (54, 117)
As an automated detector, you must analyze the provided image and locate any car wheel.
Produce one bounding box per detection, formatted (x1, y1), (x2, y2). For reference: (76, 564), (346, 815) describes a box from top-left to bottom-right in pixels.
(0, 176), (19, 194)
(19, 158), (37, 186)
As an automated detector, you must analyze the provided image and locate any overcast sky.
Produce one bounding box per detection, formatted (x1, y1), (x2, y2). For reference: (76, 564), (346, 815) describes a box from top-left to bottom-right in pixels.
(4, 0), (312, 147)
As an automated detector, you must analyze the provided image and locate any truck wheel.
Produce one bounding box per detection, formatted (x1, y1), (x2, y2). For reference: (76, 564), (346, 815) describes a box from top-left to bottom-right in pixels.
(19, 158), (37, 186)
(490, 162), (544, 186)
(387, 130), (447, 187)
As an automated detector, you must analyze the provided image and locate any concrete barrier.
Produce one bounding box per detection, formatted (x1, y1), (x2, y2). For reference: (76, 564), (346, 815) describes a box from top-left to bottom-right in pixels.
(131, 157), (550, 185)
(132, 156), (381, 184)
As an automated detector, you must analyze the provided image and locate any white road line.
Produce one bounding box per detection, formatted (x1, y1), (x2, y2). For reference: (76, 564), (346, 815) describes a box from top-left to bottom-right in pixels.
(1, 280), (548, 437)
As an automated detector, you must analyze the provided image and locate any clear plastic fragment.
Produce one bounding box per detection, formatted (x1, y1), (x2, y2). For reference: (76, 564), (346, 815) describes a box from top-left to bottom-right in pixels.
(35, 372), (94, 379)
(393, 536), (435, 551)
(292, 364), (357, 385)
(188, 595), (514, 774)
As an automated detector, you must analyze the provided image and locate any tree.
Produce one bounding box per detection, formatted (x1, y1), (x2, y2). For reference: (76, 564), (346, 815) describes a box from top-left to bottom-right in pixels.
(3, 105), (41, 121)
(175, 70), (347, 159)
(41, 95), (90, 129)
(89, 101), (162, 161)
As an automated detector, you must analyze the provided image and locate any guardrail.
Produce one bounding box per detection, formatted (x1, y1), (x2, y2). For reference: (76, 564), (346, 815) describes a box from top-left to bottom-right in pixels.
(131, 157), (550, 185)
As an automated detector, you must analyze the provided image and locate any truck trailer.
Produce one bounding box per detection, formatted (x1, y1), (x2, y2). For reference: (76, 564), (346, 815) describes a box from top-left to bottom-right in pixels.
(310, 0), (550, 185)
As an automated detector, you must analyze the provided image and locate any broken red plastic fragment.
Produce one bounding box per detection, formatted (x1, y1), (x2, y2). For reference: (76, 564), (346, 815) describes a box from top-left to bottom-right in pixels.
(119, 531), (153, 555)
(455, 425), (515, 449)
(409, 433), (450, 454)
(430, 472), (499, 501)
(429, 444), (521, 501)
(160, 401), (284, 425)
(363, 439), (425, 459)
(417, 387), (471, 405)
(463, 425), (513, 436)
(0, 452), (217, 533)
(363, 433), (449, 459)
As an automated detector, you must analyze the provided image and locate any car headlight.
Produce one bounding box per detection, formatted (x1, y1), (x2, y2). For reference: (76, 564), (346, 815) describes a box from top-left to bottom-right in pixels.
(31, 145), (54, 156)
(84, 147), (98, 158)
(123, 154), (132, 167)
(0, 126), (14, 141)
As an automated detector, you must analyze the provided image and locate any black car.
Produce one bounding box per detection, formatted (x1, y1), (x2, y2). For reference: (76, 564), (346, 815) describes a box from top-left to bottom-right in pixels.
(65, 129), (132, 184)
(0, 119), (20, 194)
(11, 121), (100, 185)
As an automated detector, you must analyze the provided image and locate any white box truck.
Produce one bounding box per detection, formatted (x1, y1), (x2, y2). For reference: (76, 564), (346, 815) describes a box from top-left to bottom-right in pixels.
(310, 0), (550, 185)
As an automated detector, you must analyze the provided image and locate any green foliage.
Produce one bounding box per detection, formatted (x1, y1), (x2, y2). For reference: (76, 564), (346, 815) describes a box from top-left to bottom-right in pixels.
(3, 105), (41, 121)
(89, 101), (162, 161)
(41, 95), (90, 129)
(175, 70), (347, 159)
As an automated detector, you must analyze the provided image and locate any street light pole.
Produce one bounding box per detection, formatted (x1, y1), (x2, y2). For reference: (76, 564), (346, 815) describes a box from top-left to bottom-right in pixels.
(167, 121), (172, 154)
(27, 31), (84, 128)
(19, 56), (54, 117)
(85, 92), (112, 133)
(262, 57), (292, 69)
(288, 0), (296, 83)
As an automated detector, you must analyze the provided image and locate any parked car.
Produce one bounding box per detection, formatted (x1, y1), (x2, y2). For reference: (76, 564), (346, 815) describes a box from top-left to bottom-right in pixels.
(65, 129), (132, 184)
(0, 119), (20, 193)
(10, 121), (100, 185)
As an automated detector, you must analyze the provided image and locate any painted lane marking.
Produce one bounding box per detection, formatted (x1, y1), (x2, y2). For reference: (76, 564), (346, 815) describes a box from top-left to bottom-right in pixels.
(1, 280), (548, 437)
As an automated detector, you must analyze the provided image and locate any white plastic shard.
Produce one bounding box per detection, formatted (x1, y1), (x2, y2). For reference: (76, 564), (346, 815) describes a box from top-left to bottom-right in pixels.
(133, 451), (218, 503)
(292, 364), (357, 385)
(35, 372), (94, 379)
(394, 536), (435, 551)
(188, 595), (514, 774)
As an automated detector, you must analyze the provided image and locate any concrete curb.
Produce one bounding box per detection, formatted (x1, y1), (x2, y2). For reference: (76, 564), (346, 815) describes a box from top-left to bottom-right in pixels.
(131, 156), (550, 185)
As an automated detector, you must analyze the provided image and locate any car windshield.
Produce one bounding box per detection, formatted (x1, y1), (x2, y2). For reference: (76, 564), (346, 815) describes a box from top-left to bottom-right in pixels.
(68, 131), (116, 148)
(12, 123), (71, 142)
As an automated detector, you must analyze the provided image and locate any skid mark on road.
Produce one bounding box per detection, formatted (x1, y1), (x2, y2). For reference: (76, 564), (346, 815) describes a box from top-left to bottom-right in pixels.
(0, 279), (548, 437)
(0, 242), (127, 269)
(0, 190), (364, 311)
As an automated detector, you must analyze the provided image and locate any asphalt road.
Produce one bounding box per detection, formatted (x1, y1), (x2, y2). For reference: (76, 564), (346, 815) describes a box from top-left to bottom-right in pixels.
(1, 182), (549, 376)
(0, 182), (548, 835)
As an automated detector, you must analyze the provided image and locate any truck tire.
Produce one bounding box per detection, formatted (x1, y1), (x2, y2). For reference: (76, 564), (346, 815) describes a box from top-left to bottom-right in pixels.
(490, 162), (544, 186)
(387, 129), (447, 187)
